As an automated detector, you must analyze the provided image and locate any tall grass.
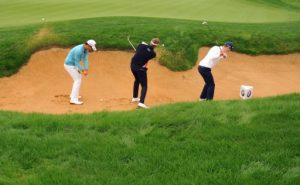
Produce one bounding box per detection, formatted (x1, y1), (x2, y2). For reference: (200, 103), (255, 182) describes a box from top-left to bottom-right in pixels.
(0, 17), (300, 76)
(0, 94), (299, 185)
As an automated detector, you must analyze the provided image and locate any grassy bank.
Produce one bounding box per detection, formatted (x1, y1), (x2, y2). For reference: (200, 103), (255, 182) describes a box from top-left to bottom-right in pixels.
(0, 17), (300, 77)
(0, 94), (299, 185)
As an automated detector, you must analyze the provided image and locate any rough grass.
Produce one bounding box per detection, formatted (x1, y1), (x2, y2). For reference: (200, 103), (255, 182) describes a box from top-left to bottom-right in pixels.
(0, 94), (299, 185)
(0, 17), (299, 77)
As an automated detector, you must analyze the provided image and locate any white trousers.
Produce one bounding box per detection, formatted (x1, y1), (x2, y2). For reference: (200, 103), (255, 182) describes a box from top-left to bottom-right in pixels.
(64, 64), (82, 101)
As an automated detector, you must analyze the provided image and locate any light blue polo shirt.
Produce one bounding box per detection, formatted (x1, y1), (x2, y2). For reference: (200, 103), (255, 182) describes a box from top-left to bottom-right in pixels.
(64, 44), (88, 70)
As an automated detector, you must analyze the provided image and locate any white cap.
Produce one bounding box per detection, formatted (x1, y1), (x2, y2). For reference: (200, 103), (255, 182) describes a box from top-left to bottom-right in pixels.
(86, 39), (97, 51)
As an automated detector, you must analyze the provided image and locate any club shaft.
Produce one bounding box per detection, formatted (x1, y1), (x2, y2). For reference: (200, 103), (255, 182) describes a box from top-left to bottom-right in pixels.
(127, 36), (136, 51)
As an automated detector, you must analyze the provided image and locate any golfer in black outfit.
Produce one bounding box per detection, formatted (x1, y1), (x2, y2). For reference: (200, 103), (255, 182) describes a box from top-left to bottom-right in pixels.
(130, 38), (160, 109)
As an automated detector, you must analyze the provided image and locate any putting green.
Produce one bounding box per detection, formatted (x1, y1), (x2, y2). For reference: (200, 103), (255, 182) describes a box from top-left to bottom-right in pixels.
(1, 0), (300, 27)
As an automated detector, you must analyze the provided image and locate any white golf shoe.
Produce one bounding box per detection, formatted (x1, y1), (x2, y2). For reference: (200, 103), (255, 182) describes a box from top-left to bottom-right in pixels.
(131, 97), (140, 103)
(70, 100), (83, 105)
(138, 103), (149, 109)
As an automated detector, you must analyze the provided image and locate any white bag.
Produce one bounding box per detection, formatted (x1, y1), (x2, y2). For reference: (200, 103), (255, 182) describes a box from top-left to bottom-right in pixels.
(240, 85), (254, 100)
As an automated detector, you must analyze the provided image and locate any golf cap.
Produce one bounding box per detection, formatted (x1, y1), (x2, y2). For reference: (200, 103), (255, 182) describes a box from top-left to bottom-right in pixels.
(86, 39), (97, 51)
(150, 38), (160, 46)
(224, 41), (234, 50)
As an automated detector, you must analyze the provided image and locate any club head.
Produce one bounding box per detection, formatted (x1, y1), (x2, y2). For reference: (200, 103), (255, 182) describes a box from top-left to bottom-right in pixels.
(202, 21), (207, 25)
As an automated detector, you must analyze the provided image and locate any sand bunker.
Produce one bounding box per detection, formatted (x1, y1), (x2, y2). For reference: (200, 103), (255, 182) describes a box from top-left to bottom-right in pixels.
(0, 48), (299, 114)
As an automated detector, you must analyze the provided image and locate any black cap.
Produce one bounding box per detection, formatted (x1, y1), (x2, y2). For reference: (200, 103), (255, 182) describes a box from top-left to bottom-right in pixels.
(224, 41), (234, 50)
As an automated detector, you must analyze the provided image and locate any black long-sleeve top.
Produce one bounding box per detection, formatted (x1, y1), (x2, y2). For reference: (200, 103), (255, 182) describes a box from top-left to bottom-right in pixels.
(131, 42), (156, 70)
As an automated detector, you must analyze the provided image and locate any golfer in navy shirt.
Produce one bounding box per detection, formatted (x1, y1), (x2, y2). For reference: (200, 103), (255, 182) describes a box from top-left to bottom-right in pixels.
(130, 38), (160, 109)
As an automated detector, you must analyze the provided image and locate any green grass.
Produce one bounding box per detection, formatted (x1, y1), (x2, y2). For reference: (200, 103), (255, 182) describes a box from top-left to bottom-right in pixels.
(0, 17), (300, 77)
(0, 0), (299, 77)
(0, 1), (299, 184)
(248, 0), (300, 10)
(1, 0), (300, 28)
(0, 94), (299, 185)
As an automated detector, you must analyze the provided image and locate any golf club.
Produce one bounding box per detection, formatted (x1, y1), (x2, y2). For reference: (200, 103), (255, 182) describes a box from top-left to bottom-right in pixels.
(202, 21), (219, 45)
(128, 36), (165, 50)
(127, 35), (136, 51)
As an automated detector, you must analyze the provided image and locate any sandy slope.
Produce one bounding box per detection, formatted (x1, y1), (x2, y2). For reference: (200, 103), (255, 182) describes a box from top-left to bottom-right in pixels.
(0, 47), (299, 114)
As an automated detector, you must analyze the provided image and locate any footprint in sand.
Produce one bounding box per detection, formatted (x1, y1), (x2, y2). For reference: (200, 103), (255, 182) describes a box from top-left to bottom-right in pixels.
(52, 94), (69, 103)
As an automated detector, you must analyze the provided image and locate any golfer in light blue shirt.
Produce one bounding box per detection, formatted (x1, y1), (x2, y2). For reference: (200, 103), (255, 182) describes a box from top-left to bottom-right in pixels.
(64, 39), (96, 105)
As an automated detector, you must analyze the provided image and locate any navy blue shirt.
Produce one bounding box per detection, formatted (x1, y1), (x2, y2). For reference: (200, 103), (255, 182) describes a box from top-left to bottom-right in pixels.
(131, 42), (156, 70)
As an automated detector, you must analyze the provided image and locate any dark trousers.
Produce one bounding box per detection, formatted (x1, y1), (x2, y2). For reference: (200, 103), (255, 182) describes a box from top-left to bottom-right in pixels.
(198, 66), (215, 100)
(131, 67), (148, 103)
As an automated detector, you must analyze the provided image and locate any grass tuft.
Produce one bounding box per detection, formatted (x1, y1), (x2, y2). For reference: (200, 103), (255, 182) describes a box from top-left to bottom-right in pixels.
(0, 94), (299, 185)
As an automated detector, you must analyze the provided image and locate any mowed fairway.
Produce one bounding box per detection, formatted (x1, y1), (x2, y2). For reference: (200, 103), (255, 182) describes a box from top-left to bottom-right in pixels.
(1, 0), (300, 27)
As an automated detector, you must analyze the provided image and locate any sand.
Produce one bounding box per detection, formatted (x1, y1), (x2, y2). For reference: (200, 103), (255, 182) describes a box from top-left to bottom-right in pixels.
(0, 47), (299, 114)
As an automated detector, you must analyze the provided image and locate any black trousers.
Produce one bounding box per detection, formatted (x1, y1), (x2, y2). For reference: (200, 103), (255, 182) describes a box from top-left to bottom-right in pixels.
(131, 67), (148, 103)
(198, 66), (215, 100)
